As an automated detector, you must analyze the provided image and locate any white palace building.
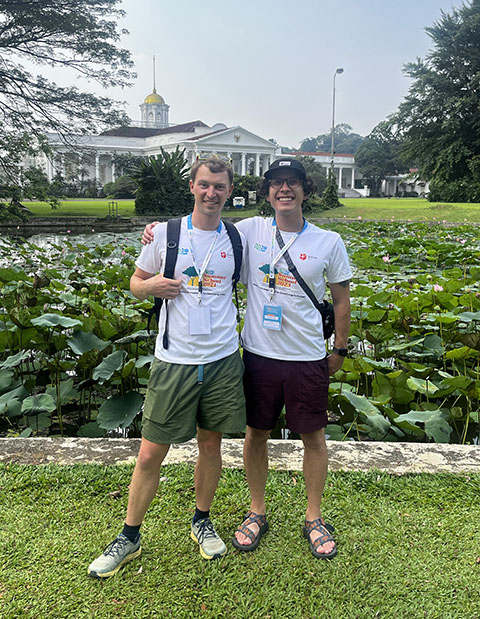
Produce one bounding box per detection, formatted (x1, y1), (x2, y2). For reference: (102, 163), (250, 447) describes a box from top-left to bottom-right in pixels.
(24, 85), (426, 198)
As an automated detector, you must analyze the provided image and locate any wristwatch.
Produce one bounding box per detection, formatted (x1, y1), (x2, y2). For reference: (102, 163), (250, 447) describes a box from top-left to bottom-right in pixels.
(332, 347), (348, 357)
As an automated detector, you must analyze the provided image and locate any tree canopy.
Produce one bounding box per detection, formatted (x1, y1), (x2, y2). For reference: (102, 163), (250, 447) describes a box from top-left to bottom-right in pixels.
(299, 124), (364, 155)
(394, 0), (480, 187)
(355, 121), (408, 196)
(0, 0), (135, 181)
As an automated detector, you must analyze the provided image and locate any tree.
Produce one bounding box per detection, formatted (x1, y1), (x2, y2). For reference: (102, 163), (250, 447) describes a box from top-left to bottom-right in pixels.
(355, 121), (408, 196)
(132, 147), (193, 216)
(320, 167), (342, 209)
(0, 0), (134, 183)
(293, 155), (327, 195)
(393, 0), (480, 193)
(299, 124), (364, 154)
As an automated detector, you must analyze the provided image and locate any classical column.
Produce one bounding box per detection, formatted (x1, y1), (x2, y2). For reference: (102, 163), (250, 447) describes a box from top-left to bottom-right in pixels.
(254, 153), (260, 176)
(241, 152), (246, 176)
(351, 167), (355, 189)
(111, 158), (116, 183)
(262, 155), (269, 175)
(338, 167), (343, 188)
(95, 153), (100, 183)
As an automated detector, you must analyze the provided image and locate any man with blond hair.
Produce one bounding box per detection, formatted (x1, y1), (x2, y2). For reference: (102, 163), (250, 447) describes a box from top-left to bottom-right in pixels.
(88, 158), (245, 577)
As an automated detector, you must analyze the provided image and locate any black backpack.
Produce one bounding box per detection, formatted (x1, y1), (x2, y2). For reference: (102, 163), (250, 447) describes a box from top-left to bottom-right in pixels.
(147, 217), (243, 349)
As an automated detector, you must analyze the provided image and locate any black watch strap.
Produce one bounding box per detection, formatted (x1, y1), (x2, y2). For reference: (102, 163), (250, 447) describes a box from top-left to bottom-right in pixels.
(332, 347), (348, 357)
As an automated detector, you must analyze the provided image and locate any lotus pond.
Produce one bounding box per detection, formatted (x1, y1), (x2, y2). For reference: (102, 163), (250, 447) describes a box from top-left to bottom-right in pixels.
(0, 220), (479, 444)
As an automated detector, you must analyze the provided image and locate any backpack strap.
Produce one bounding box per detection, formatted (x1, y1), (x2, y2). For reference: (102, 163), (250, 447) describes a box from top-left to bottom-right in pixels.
(147, 217), (182, 350)
(223, 220), (243, 324)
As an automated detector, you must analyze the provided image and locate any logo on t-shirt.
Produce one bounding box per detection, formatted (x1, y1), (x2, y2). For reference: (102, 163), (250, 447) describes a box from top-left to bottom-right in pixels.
(259, 264), (296, 289)
(178, 247), (189, 255)
(183, 267), (226, 289)
(299, 253), (307, 261)
(254, 243), (268, 252)
(220, 251), (227, 259)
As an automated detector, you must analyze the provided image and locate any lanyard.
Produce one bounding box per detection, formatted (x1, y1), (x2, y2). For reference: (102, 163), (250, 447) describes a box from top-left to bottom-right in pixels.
(187, 214), (222, 304)
(269, 218), (307, 298)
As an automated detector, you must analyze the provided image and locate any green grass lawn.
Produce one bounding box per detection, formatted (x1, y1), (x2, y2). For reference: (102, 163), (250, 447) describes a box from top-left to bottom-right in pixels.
(1, 463), (479, 619)
(22, 197), (480, 223)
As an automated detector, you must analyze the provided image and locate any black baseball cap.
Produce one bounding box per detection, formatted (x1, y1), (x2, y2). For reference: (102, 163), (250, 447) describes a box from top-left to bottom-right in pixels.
(264, 158), (306, 180)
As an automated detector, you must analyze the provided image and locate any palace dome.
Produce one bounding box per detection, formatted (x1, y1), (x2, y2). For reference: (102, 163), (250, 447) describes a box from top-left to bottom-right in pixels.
(144, 88), (165, 104)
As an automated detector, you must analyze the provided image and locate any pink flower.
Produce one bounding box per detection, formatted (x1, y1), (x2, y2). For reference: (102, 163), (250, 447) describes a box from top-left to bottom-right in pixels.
(122, 250), (126, 255)
(433, 284), (443, 292)
(460, 239), (466, 245)
(357, 216), (362, 220)
(382, 255), (390, 263)
(67, 229), (71, 233)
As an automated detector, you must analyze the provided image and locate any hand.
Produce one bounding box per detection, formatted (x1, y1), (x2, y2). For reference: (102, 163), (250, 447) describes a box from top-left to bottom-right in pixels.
(145, 274), (182, 299)
(141, 222), (160, 245)
(327, 353), (345, 376)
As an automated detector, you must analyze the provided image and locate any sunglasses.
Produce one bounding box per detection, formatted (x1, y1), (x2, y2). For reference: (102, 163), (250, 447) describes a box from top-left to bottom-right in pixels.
(269, 177), (301, 189)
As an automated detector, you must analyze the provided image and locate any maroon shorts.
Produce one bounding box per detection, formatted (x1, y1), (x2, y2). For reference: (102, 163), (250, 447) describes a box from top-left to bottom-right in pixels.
(242, 350), (329, 435)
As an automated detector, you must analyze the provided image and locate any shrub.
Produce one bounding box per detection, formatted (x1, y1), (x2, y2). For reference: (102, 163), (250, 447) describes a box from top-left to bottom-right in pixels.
(428, 178), (480, 203)
(320, 168), (343, 209)
(132, 147), (192, 216)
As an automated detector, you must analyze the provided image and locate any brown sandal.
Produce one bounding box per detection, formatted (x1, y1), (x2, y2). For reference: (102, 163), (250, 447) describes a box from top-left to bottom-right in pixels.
(232, 511), (269, 552)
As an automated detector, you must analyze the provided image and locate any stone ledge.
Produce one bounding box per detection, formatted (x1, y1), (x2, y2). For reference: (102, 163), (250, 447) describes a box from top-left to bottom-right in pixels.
(1, 438), (479, 474)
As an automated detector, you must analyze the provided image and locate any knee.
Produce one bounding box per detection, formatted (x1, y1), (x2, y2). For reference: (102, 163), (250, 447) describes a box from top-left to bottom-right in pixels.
(245, 427), (270, 449)
(301, 431), (327, 454)
(197, 433), (222, 460)
(136, 444), (166, 472)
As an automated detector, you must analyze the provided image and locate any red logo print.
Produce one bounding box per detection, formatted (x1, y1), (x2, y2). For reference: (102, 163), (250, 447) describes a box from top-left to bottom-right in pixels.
(220, 251), (227, 259)
(299, 253), (307, 261)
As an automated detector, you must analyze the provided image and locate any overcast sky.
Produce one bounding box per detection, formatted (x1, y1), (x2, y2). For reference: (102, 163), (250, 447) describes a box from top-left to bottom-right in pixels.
(58, 0), (464, 148)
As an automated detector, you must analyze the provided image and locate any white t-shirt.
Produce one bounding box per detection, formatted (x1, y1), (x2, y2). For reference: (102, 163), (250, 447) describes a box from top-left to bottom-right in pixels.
(135, 216), (244, 365)
(236, 216), (352, 361)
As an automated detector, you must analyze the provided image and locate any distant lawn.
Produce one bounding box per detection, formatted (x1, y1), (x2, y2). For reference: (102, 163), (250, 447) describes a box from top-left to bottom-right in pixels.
(330, 198), (480, 223)
(1, 463), (480, 618)
(22, 197), (480, 223)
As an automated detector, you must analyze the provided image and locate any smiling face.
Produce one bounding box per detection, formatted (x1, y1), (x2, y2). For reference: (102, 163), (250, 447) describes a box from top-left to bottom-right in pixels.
(189, 164), (233, 222)
(266, 169), (305, 218)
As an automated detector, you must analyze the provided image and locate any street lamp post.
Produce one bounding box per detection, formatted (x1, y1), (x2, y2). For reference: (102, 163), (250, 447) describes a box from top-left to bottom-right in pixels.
(330, 67), (344, 170)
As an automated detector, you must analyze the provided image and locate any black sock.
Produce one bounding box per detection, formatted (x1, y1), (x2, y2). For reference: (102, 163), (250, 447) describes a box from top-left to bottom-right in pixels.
(192, 508), (210, 524)
(122, 523), (141, 543)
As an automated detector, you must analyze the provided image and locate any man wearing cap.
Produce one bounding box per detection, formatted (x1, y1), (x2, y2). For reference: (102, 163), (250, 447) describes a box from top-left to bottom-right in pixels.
(141, 157), (351, 559)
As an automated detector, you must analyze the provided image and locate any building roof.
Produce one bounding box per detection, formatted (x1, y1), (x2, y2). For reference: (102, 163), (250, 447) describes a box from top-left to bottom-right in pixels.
(289, 151), (355, 158)
(101, 120), (209, 138)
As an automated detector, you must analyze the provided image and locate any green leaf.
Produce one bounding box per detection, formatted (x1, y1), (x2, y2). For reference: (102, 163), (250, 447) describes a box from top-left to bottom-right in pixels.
(67, 331), (110, 355)
(0, 350), (30, 369)
(115, 330), (154, 344)
(21, 393), (56, 415)
(0, 385), (29, 417)
(26, 412), (52, 430)
(45, 379), (79, 405)
(92, 350), (127, 383)
(395, 409), (452, 443)
(96, 391), (143, 430)
(31, 313), (82, 329)
(325, 424), (347, 441)
(0, 369), (15, 393)
(445, 346), (478, 360)
(341, 391), (391, 436)
(77, 422), (106, 438)
(406, 377), (439, 395)
(387, 337), (425, 352)
(135, 355), (155, 369)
